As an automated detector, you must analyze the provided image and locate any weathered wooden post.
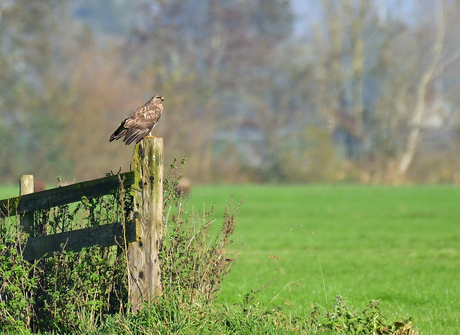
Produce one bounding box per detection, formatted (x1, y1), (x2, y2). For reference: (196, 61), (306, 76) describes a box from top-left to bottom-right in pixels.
(128, 137), (164, 312)
(19, 175), (35, 330)
(20, 175), (34, 236)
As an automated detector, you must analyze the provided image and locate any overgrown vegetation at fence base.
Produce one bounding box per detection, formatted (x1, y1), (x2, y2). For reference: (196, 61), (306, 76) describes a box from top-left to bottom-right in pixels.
(0, 177), (133, 333)
(0, 216), (35, 331)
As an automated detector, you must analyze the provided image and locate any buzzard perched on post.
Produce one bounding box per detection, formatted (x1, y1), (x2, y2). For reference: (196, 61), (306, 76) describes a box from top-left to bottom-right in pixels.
(109, 95), (164, 145)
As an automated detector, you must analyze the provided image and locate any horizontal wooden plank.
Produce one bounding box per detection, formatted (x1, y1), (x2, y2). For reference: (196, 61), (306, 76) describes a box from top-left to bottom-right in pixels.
(22, 220), (137, 261)
(0, 172), (135, 217)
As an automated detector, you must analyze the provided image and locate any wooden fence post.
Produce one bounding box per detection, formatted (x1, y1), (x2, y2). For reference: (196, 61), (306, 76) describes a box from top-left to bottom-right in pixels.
(20, 175), (34, 236)
(19, 175), (35, 330)
(128, 137), (164, 312)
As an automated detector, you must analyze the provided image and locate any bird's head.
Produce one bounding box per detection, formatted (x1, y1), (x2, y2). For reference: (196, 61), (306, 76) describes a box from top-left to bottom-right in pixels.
(150, 95), (164, 108)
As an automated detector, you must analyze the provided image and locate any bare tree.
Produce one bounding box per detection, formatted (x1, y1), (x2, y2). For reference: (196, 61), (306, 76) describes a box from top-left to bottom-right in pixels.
(310, 0), (373, 158)
(396, 0), (460, 182)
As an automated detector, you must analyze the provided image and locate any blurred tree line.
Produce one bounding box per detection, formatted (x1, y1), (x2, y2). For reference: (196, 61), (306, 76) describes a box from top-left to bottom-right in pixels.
(1, 0), (460, 185)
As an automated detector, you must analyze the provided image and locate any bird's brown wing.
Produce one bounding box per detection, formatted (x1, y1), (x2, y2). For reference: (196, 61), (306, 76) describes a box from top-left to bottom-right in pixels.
(125, 104), (162, 128)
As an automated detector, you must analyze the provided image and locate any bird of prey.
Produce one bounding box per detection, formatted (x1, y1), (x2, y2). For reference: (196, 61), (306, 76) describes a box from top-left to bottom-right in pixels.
(109, 95), (164, 145)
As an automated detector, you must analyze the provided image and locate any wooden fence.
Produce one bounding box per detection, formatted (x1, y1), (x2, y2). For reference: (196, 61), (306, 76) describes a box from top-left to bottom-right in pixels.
(0, 137), (164, 312)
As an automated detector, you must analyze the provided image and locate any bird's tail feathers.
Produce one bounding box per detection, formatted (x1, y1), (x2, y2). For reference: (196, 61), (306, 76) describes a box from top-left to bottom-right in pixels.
(109, 120), (128, 142)
(124, 130), (138, 145)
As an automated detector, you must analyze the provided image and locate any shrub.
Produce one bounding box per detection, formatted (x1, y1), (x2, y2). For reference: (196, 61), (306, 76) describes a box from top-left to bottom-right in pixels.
(0, 214), (36, 332)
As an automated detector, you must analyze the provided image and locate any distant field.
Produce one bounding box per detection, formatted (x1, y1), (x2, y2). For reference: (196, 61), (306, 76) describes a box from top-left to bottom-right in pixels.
(0, 184), (18, 199)
(1, 183), (458, 334)
(187, 184), (460, 335)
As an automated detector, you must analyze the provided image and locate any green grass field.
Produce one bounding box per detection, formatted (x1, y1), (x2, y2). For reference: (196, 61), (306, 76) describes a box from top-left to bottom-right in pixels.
(1, 183), (458, 334)
(0, 185), (18, 200)
(187, 184), (460, 335)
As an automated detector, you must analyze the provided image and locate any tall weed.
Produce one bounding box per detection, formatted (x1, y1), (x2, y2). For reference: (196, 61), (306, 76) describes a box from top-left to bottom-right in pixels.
(160, 158), (239, 303)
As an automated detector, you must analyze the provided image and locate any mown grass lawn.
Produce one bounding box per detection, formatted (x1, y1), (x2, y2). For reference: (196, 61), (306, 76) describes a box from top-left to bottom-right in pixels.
(187, 184), (460, 335)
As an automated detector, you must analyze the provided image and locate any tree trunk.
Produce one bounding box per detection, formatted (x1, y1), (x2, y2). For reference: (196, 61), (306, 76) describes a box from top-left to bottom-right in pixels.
(397, 1), (445, 182)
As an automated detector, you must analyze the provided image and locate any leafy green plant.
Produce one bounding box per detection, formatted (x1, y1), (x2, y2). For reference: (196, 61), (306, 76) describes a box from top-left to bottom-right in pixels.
(0, 213), (37, 332)
(306, 296), (417, 335)
(32, 175), (132, 333)
(35, 246), (128, 333)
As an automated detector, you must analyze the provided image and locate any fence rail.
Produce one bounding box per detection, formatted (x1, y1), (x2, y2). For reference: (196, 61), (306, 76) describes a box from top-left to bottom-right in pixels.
(0, 172), (135, 217)
(22, 220), (137, 261)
